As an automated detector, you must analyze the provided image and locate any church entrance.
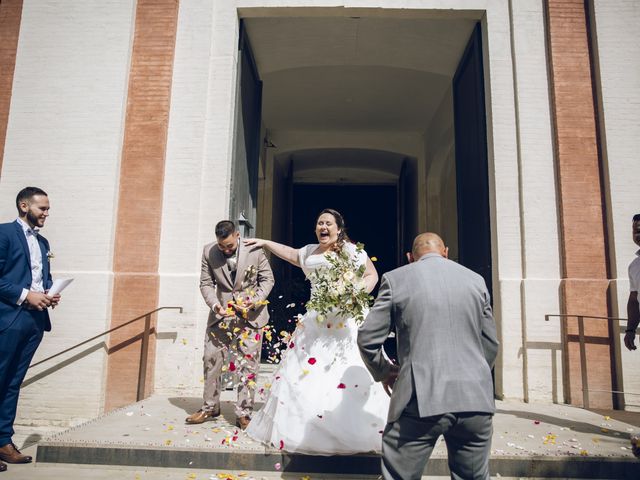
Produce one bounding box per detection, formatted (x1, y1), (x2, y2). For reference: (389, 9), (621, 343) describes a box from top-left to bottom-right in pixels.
(230, 10), (492, 340)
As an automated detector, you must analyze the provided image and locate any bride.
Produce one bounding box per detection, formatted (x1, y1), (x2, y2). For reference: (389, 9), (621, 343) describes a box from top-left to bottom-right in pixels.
(244, 208), (390, 455)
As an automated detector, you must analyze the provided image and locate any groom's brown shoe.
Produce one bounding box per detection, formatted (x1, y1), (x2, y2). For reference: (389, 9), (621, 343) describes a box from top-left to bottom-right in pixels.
(235, 415), (251, 430)
(0, 443), (32, 464)
(185, 408), (220, 424)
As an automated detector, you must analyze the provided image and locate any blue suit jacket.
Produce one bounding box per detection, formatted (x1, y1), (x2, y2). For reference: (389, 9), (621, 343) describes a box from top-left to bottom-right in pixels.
(0, 221), (53, 332)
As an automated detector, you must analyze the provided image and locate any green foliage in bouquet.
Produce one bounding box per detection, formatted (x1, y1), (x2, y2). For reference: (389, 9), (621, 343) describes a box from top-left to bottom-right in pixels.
(306, 243), (373, 325)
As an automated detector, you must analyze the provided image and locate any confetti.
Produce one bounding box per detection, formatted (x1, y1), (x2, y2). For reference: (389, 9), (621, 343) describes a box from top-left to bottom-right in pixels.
(371, 256), (378, 262)
(279, 439), (285, 450)
(274, 462), (282, 470)
(337, 383), (346, 389)
(308, 357), (317, 365)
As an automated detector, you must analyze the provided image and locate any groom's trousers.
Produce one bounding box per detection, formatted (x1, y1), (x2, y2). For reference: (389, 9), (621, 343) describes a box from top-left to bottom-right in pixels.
(202, 317), (262, 418)
(381, 396), (493, 480)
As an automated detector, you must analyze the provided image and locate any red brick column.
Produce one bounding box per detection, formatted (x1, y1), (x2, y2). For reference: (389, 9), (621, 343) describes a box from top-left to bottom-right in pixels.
(105, 0), (179, 411)
(0, 0), (23, 174)
(545, 0), (613, 408)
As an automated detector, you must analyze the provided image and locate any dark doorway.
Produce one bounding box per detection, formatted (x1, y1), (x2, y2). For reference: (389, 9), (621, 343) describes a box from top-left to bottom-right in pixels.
(453, 23), (492, 297)
(265, 184), (398, 343)
(292, 184), (398, 276)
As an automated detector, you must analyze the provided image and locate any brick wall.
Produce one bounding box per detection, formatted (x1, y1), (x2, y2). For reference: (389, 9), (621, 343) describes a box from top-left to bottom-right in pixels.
(545, 0), (613, 408)
(105, 0), (179, 411)
(0, 0), (23, 173)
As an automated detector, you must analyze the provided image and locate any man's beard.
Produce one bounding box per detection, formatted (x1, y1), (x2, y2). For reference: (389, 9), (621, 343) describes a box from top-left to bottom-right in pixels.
(26, 210), (42, 228)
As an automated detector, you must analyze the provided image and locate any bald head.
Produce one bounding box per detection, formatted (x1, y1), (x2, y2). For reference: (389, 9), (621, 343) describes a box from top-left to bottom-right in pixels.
(411, 233), (448, 261)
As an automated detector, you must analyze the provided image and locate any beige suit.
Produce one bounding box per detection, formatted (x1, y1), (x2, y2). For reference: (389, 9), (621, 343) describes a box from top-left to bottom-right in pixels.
(199, 240), (274, 417)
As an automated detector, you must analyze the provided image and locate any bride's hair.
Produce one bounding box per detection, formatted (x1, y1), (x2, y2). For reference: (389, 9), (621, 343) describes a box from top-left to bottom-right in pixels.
(317, 208), (350, 253)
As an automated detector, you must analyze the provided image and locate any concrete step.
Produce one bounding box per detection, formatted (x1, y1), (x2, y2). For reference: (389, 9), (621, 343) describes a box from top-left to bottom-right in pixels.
(0, 461), (605, 480)
(31, 395), (640, 479)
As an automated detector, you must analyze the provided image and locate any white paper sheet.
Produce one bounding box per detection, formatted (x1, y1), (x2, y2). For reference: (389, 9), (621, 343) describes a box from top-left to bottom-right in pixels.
(48, 278), (74, 296)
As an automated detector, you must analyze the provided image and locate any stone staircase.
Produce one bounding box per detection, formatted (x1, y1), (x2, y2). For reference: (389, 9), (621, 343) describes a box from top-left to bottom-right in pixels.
(21, 393), (639, 479)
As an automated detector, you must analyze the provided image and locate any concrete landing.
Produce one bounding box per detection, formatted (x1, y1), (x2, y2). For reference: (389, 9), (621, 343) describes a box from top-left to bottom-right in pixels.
(32, 394), (640, 479)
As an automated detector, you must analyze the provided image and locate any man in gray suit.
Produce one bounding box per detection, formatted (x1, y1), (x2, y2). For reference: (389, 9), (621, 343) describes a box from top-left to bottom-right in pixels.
(358, 233), (499, 480)
(186, 220), (274, 430)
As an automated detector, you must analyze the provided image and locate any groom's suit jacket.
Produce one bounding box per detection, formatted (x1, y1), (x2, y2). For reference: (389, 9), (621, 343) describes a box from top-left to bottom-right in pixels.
(0, 221), (53, 333)
(200, 240), (274, 329)
(358, 253), (499, 423)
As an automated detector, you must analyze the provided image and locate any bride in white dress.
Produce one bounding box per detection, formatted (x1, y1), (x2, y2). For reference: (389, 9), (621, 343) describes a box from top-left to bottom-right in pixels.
(244, 208), (390, 455)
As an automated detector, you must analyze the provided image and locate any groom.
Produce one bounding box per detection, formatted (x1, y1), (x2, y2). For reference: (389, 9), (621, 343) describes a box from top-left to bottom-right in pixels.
(187, 220), (274, 429)
(358, 233), (499, 480)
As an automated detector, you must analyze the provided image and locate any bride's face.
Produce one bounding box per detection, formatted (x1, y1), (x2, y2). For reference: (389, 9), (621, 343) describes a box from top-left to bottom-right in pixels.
(315, 213), (340, 246)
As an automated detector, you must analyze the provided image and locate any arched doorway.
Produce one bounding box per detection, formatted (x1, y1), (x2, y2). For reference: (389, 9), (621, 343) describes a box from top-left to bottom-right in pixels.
(231, 11), (492, 359)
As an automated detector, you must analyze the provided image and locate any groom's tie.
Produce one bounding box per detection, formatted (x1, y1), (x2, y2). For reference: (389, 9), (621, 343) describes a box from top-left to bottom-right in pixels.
(227, 256), (237, 283)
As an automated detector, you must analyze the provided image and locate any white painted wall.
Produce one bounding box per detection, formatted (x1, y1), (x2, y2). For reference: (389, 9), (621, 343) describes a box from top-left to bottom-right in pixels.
(0, 0), (135, 432)
(592, 0), (640, 410)
(508, 0), (562, 404)
(424, 87), (457, 260)
(155, 0), (240, 397)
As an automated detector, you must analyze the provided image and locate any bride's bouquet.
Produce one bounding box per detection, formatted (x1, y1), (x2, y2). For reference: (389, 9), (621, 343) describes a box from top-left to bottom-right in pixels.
(306, 243), (373, 326)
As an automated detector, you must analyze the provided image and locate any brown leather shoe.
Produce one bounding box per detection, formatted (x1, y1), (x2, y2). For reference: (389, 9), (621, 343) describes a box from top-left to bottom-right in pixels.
(235, 415), (251, 430)
(0, 460), (6, 472)
(0, 443), (32, 464)
(185, 408), (220, 424)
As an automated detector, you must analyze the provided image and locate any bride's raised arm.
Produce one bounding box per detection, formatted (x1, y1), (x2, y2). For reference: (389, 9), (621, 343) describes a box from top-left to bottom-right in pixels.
(244, 238), (301, 267)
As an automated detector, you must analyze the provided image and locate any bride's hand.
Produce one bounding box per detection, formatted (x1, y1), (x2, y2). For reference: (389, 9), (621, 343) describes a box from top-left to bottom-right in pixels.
(243, 238), (266, 248)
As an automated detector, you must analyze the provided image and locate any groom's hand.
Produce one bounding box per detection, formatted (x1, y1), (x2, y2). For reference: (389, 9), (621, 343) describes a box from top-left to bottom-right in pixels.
(213, 303), (235, 319)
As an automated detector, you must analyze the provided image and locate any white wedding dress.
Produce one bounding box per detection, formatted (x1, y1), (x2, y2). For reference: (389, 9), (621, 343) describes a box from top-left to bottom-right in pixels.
(246, 242), (390, 455)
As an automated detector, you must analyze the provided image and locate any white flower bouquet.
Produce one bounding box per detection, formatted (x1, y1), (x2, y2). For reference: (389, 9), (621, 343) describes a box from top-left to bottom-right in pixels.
(305, 243), (373, 326)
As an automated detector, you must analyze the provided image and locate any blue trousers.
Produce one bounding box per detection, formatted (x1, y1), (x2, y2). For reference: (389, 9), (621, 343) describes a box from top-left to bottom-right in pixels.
(0, 309), (46, 445)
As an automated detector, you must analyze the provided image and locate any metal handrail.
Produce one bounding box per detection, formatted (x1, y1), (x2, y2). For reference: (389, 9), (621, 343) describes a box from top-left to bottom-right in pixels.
(544, 313), (628, 409)
(28, 306), (183, 401)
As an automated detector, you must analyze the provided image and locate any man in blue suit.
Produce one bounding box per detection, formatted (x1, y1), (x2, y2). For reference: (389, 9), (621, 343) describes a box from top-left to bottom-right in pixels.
(0, 187), (60, 473)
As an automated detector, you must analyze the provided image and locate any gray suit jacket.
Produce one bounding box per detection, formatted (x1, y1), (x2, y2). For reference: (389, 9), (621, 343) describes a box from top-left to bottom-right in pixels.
(357, 253), (499, 422)
(200, 241), (274, 329)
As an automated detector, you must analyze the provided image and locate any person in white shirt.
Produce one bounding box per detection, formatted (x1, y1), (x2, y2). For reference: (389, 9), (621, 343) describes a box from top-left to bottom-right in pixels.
(624, 214), (640, 351)
(0, 187), (60, 473)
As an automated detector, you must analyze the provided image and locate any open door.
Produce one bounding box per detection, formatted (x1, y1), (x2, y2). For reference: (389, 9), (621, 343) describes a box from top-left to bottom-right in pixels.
(230, 21), (263, 235)
(453, 23), (492, 297)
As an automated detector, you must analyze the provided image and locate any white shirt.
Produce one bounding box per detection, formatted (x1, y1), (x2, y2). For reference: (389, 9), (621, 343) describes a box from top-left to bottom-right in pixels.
(17, 218), (45, 305)
(629, 250), (640, 293)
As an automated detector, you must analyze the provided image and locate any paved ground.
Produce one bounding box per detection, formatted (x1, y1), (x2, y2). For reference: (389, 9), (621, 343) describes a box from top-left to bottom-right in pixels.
(31, 394), (640, 459)
(4, 390), (639, 479)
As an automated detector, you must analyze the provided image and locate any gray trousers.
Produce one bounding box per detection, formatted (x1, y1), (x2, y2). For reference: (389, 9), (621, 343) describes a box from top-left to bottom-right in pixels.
(382, 398), (493, 480)
(203, 317), (262, 418)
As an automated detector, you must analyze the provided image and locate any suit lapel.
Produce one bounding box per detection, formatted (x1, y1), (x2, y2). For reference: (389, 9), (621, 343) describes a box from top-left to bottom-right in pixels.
(38, 237), (49, 284)
(213, 247), (233, 287)
(14, 221), (31, 269)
